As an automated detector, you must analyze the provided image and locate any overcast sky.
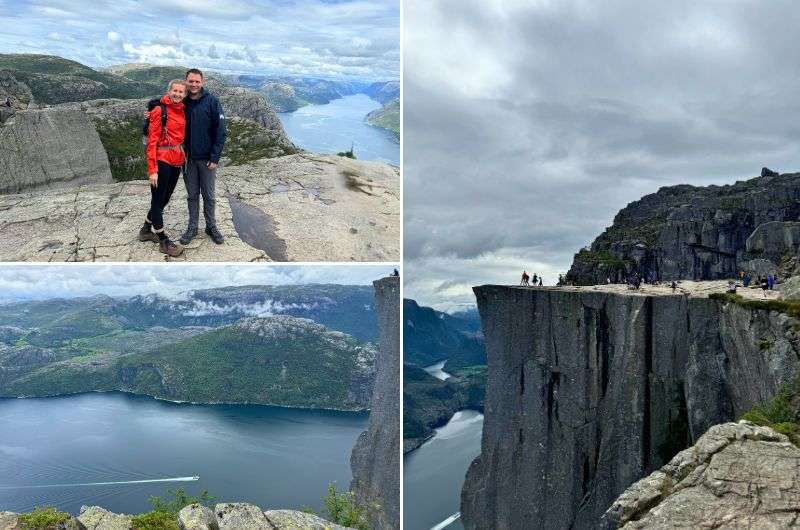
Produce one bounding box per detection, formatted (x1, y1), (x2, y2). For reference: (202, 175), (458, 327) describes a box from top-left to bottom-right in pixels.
(404, 0), (800, 311)
(0, 264), (394, 302)
(0, 0), (398, 80)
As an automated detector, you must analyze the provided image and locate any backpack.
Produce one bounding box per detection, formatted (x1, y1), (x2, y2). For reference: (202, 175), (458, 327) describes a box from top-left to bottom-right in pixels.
(141, 98), (167, 145)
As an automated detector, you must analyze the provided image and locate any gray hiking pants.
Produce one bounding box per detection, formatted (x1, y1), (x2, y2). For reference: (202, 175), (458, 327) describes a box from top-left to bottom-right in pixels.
(183, 158), (217, 231)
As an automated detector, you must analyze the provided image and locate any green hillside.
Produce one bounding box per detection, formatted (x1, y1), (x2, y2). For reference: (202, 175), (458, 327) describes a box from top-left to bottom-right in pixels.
(0, 54), (160, 103)
(1, 317), (375, 410)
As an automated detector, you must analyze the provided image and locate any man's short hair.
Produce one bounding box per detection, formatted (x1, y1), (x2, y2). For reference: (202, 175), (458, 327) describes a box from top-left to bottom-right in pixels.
(185, 68), (204, 79)
(168, 79), (187, 91)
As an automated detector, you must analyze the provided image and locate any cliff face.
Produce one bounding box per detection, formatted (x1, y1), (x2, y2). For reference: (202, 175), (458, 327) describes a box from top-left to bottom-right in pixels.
(0, 108), (112, 193)
(565, 170), (800, 285)
(350, 276), (400, 529)
(461, 285), (800, 530)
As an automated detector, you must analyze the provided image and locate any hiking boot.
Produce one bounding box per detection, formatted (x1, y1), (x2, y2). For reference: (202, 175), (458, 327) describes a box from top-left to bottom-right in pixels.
(179, 227), (198, 246)
(205, 226), (225, 244)
(159, 237), (184, 257)
(138, 223), (158, 243)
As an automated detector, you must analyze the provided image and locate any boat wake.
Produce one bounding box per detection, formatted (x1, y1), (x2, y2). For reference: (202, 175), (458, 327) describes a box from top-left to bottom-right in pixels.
(431, 511), (460, 530)
(0, 476), (199, 490)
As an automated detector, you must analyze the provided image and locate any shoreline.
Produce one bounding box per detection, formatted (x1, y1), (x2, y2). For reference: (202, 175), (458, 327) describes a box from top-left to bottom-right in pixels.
(403, 407), (483, 455)
(0, 389), (371, 415)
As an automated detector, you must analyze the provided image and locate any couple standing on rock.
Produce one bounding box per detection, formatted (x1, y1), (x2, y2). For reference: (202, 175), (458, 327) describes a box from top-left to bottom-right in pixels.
(139, 68), (226, 257)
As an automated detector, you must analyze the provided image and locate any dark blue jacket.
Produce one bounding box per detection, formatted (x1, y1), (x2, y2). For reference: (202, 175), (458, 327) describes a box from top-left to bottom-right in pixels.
(185, 89), (226, 163)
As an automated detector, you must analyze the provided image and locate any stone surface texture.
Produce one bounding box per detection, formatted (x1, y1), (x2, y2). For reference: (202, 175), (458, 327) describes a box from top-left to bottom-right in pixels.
(178, 504), (218, 530)
(461, 283), (800, 530)
(350, 276), (400, 530)
(77, 506), (132, 530)
(0, 153), (399, 262)
(264, 510), (353, 529)
(603, 421), (800, 529)
(0, 108), (113, 193)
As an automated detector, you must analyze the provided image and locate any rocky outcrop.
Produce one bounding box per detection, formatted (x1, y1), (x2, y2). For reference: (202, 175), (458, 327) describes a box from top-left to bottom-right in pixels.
(461, 283), (800, 530)
(0, 504), (351, 530)
(0, 153), (399, 262)
(264, 510), (352, 529)
(0, 108), (112, 193)
(603, 421), (800, 529)
(350, 276), (400, 530)
(565, 170), (800, 285)
(0, 70), (33, 109)
(258, 81), (305, 112)
(78, 505), (132, 529)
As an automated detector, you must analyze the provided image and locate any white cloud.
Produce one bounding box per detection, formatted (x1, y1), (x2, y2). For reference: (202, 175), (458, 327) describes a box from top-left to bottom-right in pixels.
(405, 0), (800, 308)
(0, 0), (399, 80)
(0, 265), (396, 302)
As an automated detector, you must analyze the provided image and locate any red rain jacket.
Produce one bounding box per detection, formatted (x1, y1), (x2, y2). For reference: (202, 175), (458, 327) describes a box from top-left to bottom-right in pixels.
(146, 95), (186, 174)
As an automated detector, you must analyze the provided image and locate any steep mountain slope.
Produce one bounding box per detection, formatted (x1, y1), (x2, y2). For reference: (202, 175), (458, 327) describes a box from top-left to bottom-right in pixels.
(403, 298), (485, 369)
(565, 168), (800, 285)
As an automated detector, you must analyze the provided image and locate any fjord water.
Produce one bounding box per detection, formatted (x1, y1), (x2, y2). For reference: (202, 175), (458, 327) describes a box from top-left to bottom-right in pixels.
(404, 410), (484, 530)
(0, 393), (366, 515)
(279, 94), (399, 165)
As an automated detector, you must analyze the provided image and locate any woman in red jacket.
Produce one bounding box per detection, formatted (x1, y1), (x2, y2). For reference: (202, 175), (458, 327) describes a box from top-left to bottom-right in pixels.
(138, 79), (187, 257)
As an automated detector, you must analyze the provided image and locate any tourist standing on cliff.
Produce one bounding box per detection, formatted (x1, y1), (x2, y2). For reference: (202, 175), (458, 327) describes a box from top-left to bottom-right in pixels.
(179, 69), (226, 246)
(521, 270), (530, 286)
(139, 79), (187, 257)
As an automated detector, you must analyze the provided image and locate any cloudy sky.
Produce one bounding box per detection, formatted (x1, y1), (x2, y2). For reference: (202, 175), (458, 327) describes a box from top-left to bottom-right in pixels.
(0, 0), (399, 80)
(0, 264), (394, 302)
(405, 0), (800, 311)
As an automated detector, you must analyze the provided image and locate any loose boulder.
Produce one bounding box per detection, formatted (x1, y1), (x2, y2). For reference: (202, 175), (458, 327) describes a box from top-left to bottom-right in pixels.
(602, 421), (800, 529)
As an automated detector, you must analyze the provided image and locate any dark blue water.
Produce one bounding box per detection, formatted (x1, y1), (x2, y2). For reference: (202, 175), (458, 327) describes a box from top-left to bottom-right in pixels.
(403, 410), (484, 530)
(279, 94), (399, 165)
(0, 393), (367, 515)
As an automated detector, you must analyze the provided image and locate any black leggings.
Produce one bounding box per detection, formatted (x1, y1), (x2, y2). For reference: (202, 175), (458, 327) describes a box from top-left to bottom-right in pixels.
(148, 161), (181, 231)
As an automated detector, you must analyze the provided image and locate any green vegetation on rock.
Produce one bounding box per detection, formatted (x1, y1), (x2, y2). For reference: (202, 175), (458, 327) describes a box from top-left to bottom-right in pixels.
(740, 379), (800, 445)
(149, 488), (215, 515)
(225, 117), (298, 165)
(131, 511), (179, 530)
(94, 117), (148, 181)
(17, 506), (70, 530)
(321, 483), (371, 530)
(709, 292), (800, 319)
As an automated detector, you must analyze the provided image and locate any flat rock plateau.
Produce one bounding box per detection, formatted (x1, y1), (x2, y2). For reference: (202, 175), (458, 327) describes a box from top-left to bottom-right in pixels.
(0, 153), (399, 262)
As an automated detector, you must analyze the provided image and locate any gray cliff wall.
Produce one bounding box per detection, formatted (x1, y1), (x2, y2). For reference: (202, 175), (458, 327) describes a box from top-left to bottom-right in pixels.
(350, 276), (400, 529)
(461, 285), (800, 530)
(0, 108), (112, 193)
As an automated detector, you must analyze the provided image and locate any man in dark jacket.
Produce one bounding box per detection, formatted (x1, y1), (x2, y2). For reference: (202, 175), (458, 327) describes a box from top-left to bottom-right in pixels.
(180, 68), (226, 245)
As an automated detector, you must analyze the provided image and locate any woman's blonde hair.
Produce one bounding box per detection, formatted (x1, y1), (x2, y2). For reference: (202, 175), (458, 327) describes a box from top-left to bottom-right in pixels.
(167, 79), (187, 91)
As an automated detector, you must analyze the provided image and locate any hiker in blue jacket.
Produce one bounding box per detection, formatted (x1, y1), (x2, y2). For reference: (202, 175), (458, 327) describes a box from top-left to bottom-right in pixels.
(179, 68), (226, 245)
